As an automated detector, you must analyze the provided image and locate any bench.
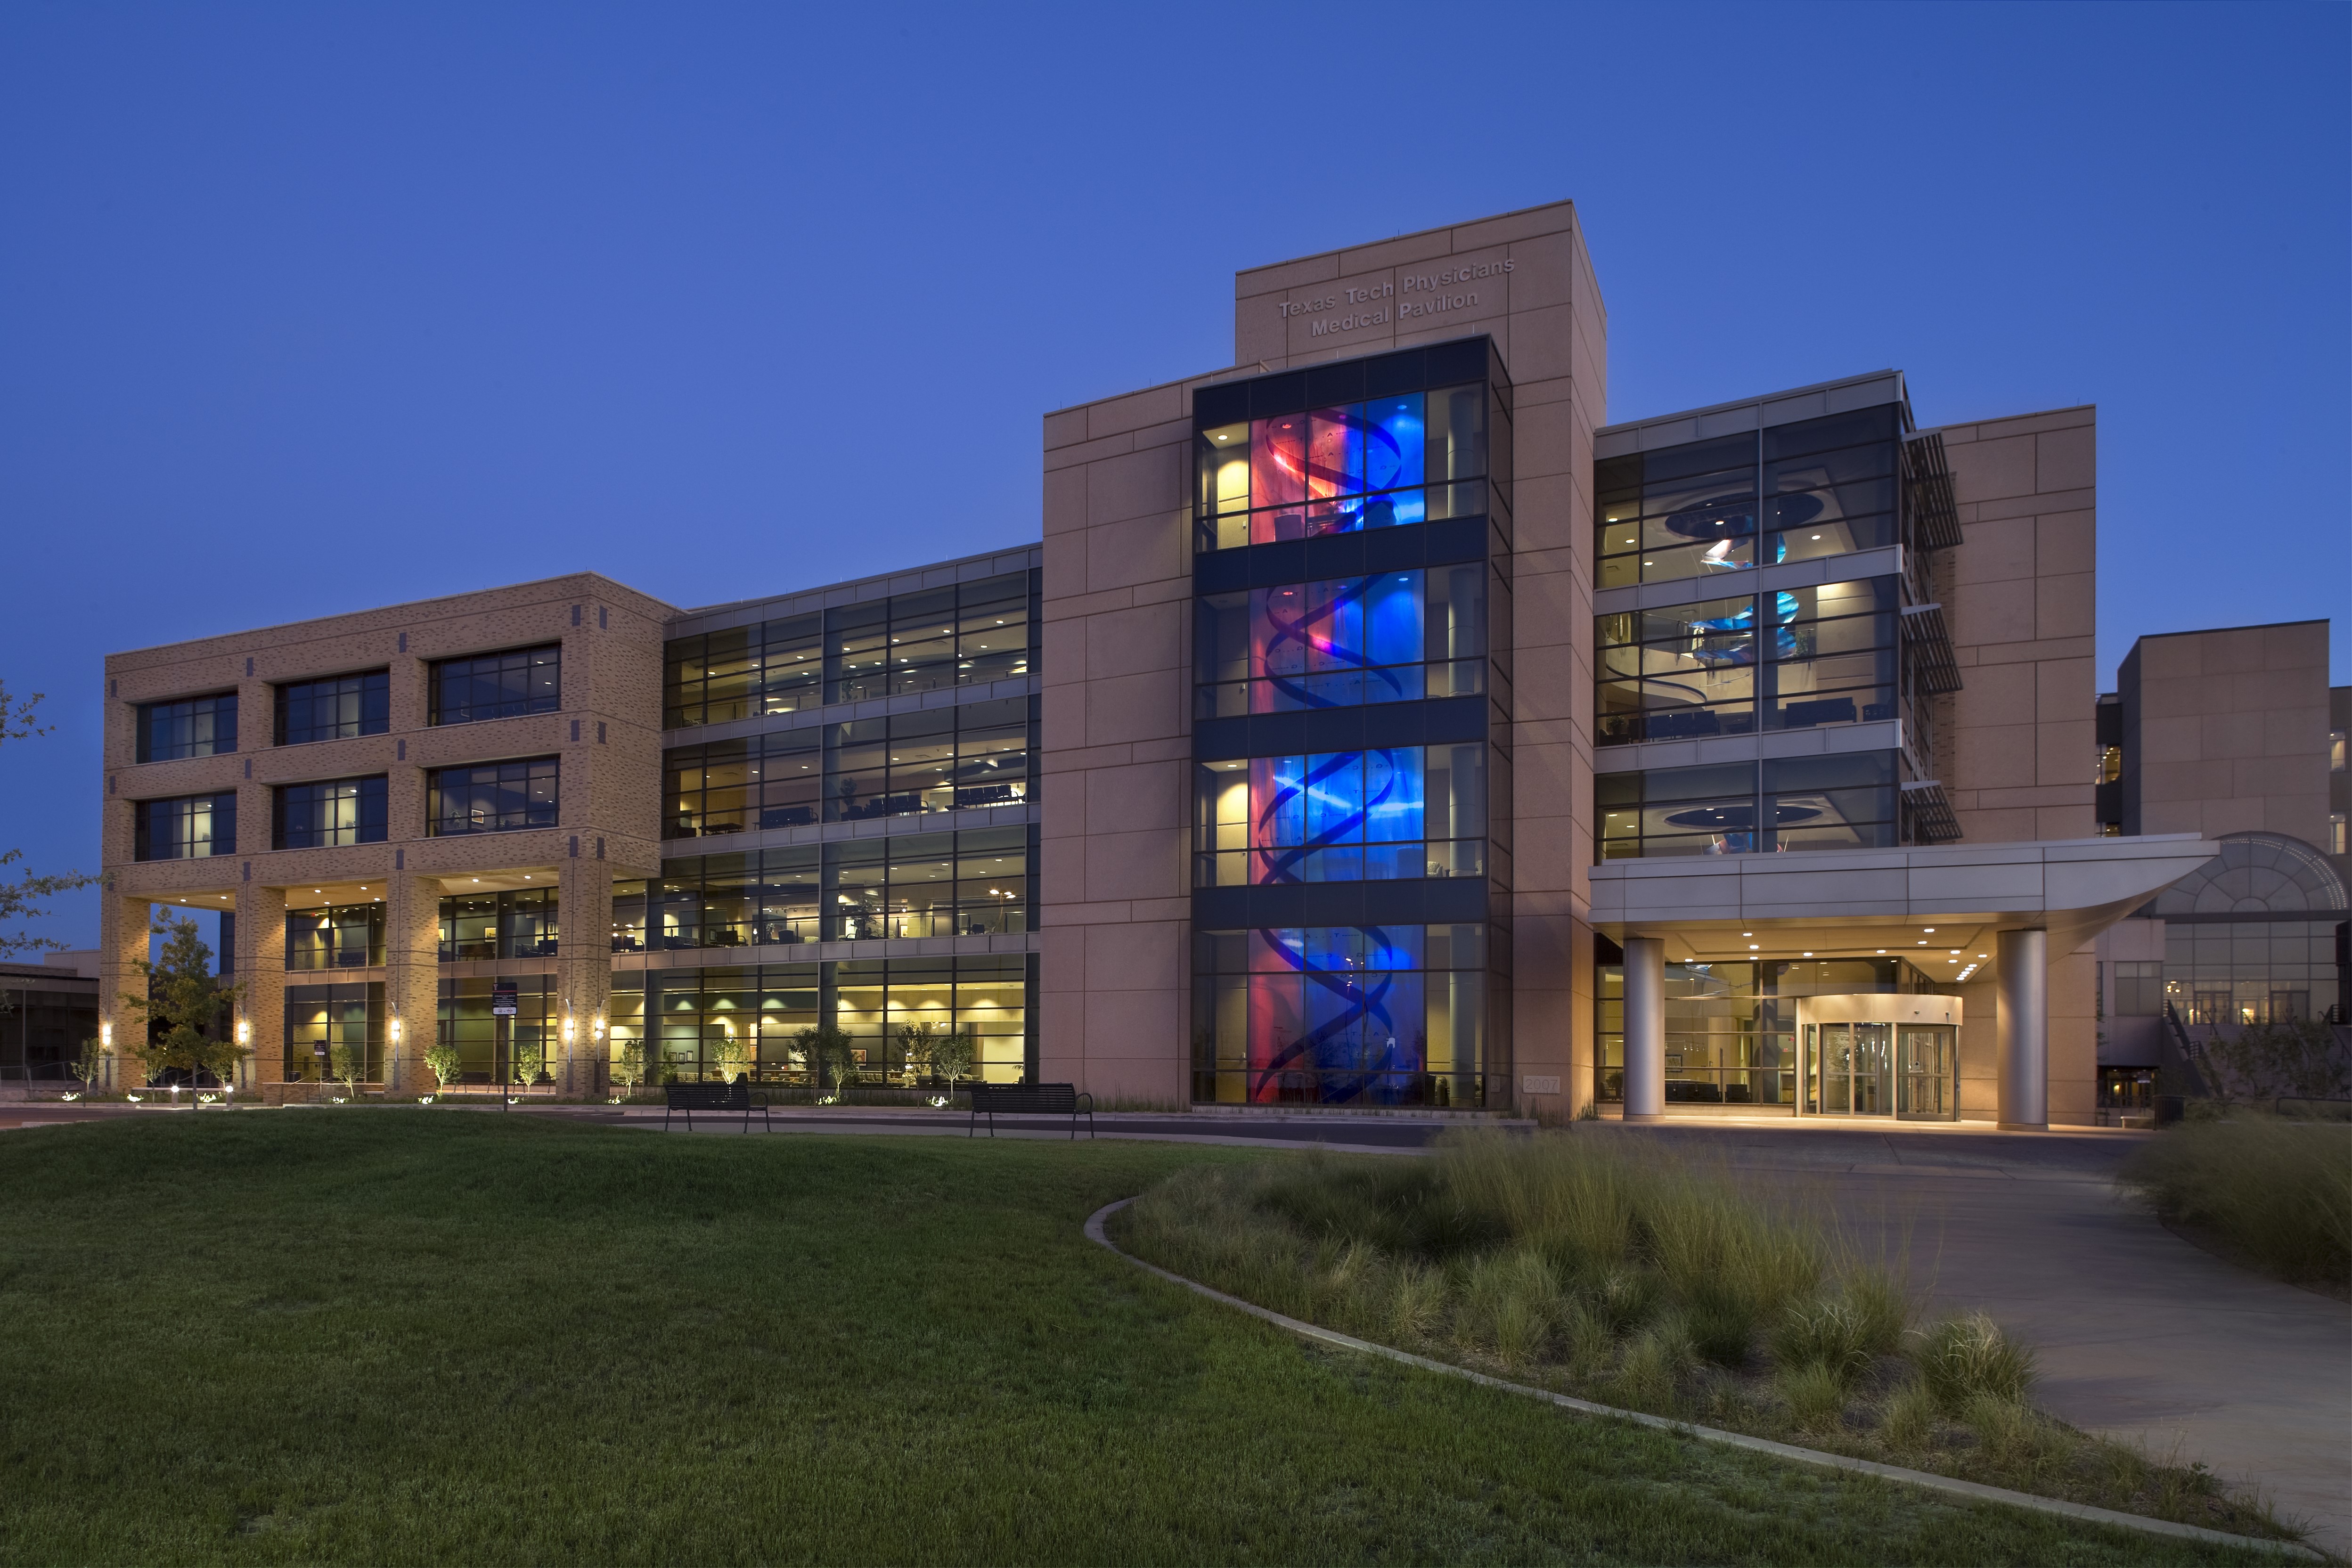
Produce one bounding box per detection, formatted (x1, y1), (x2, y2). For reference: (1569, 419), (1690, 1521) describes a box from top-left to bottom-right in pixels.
(664, 1078), (771, 1133)
(966, 1082), (1094, 1139)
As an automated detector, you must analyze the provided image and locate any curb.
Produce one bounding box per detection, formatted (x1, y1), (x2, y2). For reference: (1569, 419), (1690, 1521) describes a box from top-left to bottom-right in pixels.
(1084, 1198), (2322, 1563)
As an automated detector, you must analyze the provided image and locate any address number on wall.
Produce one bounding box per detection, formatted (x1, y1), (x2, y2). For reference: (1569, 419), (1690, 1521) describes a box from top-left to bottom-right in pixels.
(1521, 1075), (1561, 1095)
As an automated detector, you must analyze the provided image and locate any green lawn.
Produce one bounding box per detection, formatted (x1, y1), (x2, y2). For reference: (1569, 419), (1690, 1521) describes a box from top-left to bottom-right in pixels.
(0, 1114), (2277, 1565)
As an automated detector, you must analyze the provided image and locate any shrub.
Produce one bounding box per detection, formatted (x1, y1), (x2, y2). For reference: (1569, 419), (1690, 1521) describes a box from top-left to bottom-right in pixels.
(1610, 1315), (1693, 1413)
(1777, 1360), (1848, 1432)
(1772, 1296), (1877, 1387)
(1878, 1378), (1939, 1451)
(1911, 1313), (2035, 1410)
(2119, 1112), (2352, 1286)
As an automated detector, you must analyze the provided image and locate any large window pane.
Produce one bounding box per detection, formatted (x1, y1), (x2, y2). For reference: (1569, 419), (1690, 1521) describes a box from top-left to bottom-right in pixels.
(137, 693), (237, 762)
(429, 646), (559, 726)
(427, 757), (558, 835)
(277, 670), (389, 745)
(134, 792), (236, 860)
(273, 776), (387, 849)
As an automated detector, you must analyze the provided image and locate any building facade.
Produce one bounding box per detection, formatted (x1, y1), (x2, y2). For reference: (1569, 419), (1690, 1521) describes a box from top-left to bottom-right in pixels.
(99, 199), (2275, 1124)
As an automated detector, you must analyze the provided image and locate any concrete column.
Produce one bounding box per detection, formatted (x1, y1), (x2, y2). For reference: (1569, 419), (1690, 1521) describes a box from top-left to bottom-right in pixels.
(99, 894), (152, 1092)
(1622, 936), (1666, 1122)
(556, 859), (613, 1099)
(237, 884), (287, 1097)
(1996, 927), (2049, 1131)
(385, 875), (441, 1096)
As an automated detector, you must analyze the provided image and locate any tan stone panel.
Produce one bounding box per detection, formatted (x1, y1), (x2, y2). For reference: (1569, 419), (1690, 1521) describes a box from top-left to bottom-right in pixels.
(1336, 230), (1458, 275)
(1946, 433), (2036, 504)
(2034, 572), (2094, 643)
(1086, 446), (1184, 529)
(1088, 384), (1186, 441)
(2034, 425), (2095, 494)
(1080, 919), (1181, 993)
(1083, 759), (1182, 838)
(1086, 514), (1187, 596)
(1082, 826), (1182, 905)
(1083, 670), (1181, 748)
(1954, 723), (2040, 790)
(2034, 510), (2095, 576)
(1949, 515), (2036, 586)
(1043, 466), (1087, 538)
(1449, 202), (1581, 251)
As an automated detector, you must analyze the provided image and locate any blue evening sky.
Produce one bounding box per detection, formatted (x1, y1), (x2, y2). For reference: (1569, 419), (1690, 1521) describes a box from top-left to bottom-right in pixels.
(2, 2), (2345, 950)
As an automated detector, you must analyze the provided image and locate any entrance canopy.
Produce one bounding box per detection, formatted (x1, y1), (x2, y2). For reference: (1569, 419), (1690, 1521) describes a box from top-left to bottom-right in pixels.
(1588, 833), (2223, 975)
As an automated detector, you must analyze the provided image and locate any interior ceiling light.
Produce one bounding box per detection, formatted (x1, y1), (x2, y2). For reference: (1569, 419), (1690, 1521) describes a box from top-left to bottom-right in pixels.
(1802, 951), (1813, 957)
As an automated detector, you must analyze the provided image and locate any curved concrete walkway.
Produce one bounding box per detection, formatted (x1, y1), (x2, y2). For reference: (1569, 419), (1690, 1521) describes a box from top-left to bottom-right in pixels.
(1594, 1123), (2352, 1558)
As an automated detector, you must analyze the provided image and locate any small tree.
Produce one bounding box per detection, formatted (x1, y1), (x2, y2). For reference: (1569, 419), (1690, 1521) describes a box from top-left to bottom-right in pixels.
(713, 1026), (753, 1084)
(68, 1035), (102, 1098)
(122, 915), (246, 1090)
(328, 1037), (364, 1102)
(423, 1038), (464, 1098)
(0, 683), (96, 959)
(930, 1027), (975, 1090)
(895, 1021), (935, 1084)
(510, 1032), (547, 1096)
(613, 1038), (646, 1099)
(2203, 1017), (2351, 1103)
(793, 1024), (858, 1102)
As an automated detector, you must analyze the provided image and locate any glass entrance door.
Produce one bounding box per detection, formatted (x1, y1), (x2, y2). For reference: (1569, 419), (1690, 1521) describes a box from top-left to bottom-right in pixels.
(1806, 1021), (1895, 1115)
(1896, 1025), (1957, 1119)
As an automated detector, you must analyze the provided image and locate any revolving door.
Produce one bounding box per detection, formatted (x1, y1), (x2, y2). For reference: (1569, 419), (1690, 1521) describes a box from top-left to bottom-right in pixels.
(1797, 996), (1960, 1120)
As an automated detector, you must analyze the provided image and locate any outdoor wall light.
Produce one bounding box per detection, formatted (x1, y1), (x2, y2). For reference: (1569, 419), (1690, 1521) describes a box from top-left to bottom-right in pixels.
(387, 1016), (402, 1045)
(591, 1015), (605, 1041)
(562, 1014), (576, 1044)
(100, 1021), (112, 1048)
(236, 1018), (252, 1045)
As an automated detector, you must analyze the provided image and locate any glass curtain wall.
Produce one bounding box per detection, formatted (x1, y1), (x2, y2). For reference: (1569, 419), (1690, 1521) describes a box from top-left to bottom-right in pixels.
(1194, 385), (1494, 551)
(286, 903), (386, 970)
(285, 982), (384, 1082)
(629, 956), (1029, 1087)
(665, 730), (823, 837)
(1597, 755), (1898, 859)
(437, 976), (555, 1084)
(1595, 956), (1942, 1104)
(1192, 924), (1485, 1106)
(1594, 407), (1903, 588)
(619, 829), (1034, 952)
(1597, 578), (1902, 745)
(1194, 746), (1486, 885)
(438, 888), (559, 961)
(1195, 564), (1489, 718)
(664, 572), (1039, 727)
(824, 698), (1034, 823)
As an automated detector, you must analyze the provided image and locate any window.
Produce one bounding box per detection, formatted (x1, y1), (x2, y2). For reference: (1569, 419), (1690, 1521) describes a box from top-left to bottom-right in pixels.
(1192, 924), (1486, 1106)
(285, 982), (383, 1083)
(2331, 731), (2346, 772)
(1195, 564), (1488, 718)
(1593, 956), (1938, 1103)
(273, 776), (387, 849)
(624, 830), (1035, 953)
(136, 693), (237, 762)
(820, 826), (1031, 941)
(663, 573), (1041, 726)
(438, 887), (558, 960)
(286, 903), (385, 971)
(2333, 815), (2346, 856)
(427, 757), (558, 835)
(824, 697), (1033, 824)
(824, 573), (1034, 706)
(624, 955), (1031, 1088)
(134, 792), (236, 860)
(1595, 408), (1902, 588)
(1194, 743), (1486, 886)
(1597, 577), (1902, 745)
(666, 613), (821, 727)
(435, 975), (555, 1085)
(430, 645), (559, 726)
(276, 671), (389, 745)
(665, 730), (822, 839)
(1197, 386), (1490, 551)
(1596, 753), (1898, 859)
(2112, 961), (2164, 1017)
